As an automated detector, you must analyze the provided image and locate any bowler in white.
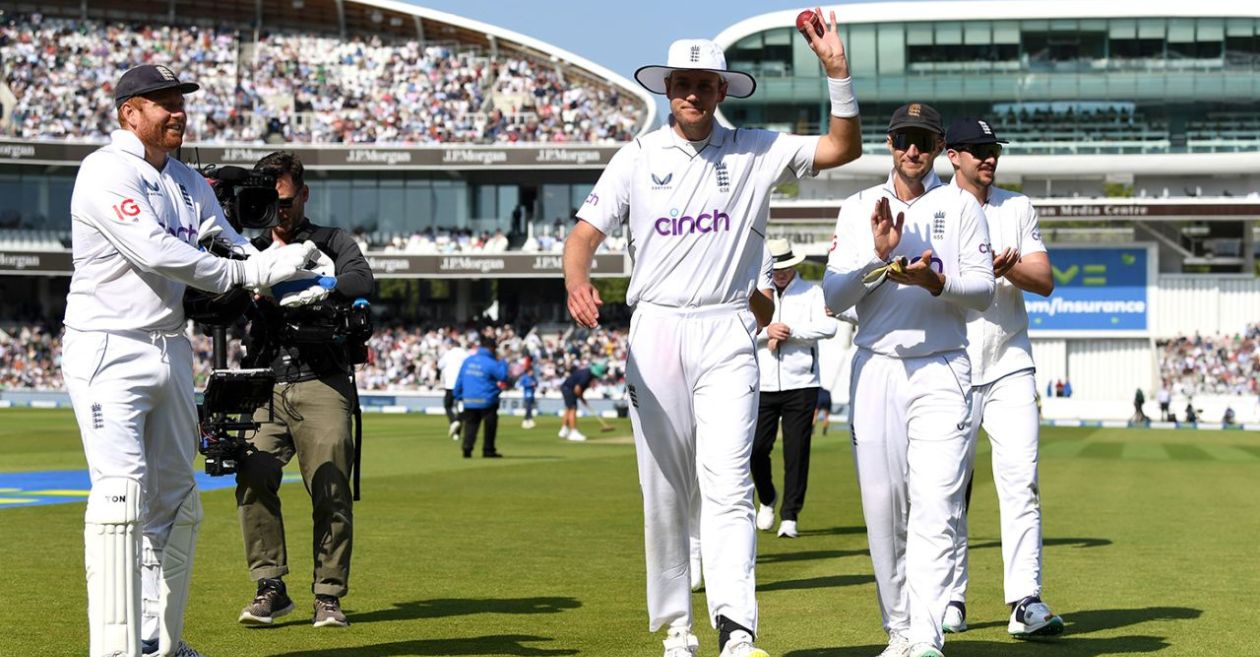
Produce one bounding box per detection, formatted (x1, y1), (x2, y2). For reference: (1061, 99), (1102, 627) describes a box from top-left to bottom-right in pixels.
(564, 22), (862, 657)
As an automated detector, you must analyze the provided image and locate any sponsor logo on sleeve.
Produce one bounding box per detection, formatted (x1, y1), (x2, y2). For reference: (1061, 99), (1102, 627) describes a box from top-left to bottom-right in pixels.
(584, 193), (599, 207)
(112, 199), (141, 222)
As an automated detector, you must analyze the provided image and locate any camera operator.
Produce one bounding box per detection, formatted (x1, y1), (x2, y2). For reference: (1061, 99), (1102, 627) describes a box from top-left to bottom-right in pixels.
(234, 152), (374, 629)
(63, 64), (318, 657)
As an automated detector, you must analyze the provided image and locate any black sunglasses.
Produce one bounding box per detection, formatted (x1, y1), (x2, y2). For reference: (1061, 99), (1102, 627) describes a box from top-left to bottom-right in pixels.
(277, 196), (298, 209)
(889, 131), (939, 152)
(955, 143), (1003, 160)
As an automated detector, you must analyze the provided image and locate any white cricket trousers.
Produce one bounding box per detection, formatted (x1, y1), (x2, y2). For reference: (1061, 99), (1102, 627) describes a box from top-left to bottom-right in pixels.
(63, 327), (199, 643)
(948, 369), (1043, 605)
(848, 348), (972, 650)
(626, 301), (761, 634)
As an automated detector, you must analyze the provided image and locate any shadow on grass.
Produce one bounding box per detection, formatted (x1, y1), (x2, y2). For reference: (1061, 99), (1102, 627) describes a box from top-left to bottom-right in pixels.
(271, 634), (577, 656)
(351, 597), (581, 623)
(968, 537), (1113, 551)
(758, 549), (867, 565)
(758, 574), (874, 592)
(966, 607), (1201, 634)
(796, 525), (867, 537)
(785, 635), (1170, 657)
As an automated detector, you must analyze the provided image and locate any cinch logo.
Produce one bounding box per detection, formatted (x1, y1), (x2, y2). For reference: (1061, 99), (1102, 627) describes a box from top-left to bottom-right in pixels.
(584, 193), (599, 207)
(654, 208), (730, 236)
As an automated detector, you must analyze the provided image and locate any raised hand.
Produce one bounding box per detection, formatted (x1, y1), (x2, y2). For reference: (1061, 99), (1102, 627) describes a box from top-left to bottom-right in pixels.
(566, 281), (603, 328)
(801, 7), (851, 79)
(871, 197), (904, 260)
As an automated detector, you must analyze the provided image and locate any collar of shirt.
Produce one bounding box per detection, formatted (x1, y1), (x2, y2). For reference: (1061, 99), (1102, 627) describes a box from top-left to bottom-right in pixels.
(661, 122), (729, 157)
(882, 169), (943, 201)
(111, 129), (168, 170)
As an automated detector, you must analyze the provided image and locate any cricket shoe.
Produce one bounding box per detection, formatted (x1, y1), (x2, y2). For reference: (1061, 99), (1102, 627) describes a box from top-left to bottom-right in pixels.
(567, 430), (587, 442)
(313, 595), (350, 628)
(908, 644), (943, 657)
(777, 520), (798, 538)
(143, 640), (213, 657)
(719, 630), (768, 657)
(663, 628), (699, 657)
(558, 425), (570, 439)
(449, 420), (461, 440)
(1008, 596), (1063, 638)
(521, 419), (535, 429)
(942, 601), (967, 633)
(238, 577), (294, 626)
(756, 500), (775, 531)
(876, 632), (910, 657)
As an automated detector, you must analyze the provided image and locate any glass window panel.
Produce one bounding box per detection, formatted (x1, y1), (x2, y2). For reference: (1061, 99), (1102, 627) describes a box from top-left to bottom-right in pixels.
(406, 180), (433, 232)
(379, 179), (405, 233)
(324, 180), (352, 230)
(1168, 19), (1194, 42)
(1138, 19), (1165, 39)
(734, 34), (761, 50)
(964, 22), (990, 45)
(935, 21), (962, 45)
(907, 22), (933, 45)
(1110, 19), (1136, 39)
(878, 23), (906, 74)
(764, 27), (791, 46)
(1050, 20), (1076, 32)
(432, 181), (464, 230)
(848, 24), (878, 76)
(476, 185), (496, 219)
(1226, 21), (1253, 37)
(540, 184), (571, 224)
(993, 21), (1019, 44)
(1198, 19), (1224, 42)
(350, 178), (380, 232)
(1080, 19), (1107, 32)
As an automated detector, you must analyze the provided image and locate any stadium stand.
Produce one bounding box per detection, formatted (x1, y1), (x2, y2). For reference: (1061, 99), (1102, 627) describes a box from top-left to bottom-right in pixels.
(0, 13), (643, 144)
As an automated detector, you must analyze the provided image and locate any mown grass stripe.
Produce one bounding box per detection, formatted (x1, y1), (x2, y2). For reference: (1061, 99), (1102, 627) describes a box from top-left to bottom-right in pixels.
(1078, 441), (1125, 459)
(1163, 443), (1213, 461)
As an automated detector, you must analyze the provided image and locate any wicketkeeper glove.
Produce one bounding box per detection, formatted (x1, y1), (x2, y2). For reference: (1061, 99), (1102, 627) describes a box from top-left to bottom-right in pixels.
(235, 241), (319, 289)
(274, 275), (337, 307)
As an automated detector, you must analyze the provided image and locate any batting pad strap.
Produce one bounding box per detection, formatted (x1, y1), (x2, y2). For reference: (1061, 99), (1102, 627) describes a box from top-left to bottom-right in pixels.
(85, 476), (143, 657)
(158, 487), (202, 656)
(827, 77), (859, 118)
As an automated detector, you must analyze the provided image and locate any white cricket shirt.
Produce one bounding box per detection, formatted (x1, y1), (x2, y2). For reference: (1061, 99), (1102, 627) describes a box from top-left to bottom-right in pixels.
(757, 275), (837, 391)
(577, 123), (818, 309)
(64, 130), (251, 333)
(954, 179), (1047, 386)
(823, 171), (994, 358)
(439, 346), (469, 390)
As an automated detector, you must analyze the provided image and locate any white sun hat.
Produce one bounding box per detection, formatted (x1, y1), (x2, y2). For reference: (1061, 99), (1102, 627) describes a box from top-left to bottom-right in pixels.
(768, 238), (806, 269)
(634, 38), (757, 99)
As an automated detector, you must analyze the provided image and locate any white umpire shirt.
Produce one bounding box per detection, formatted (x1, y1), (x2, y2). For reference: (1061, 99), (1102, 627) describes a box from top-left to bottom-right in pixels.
(954, 178), (1047, 387)
(757, 275), (837, 392)
(824, 171), (994, 358)
(576, 123), (818, 309)
(65, 129), (252, 333)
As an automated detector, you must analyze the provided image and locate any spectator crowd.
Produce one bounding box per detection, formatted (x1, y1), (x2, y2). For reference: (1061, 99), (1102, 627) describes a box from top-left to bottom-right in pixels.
(1, 13), (645, 145)
(0, 322), (630, 400)
(1156, 324), (1260, 397)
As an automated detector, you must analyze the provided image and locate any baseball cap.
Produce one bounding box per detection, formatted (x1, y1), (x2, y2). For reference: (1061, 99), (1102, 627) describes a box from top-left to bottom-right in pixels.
(113, 64), (200, 109)
(945, 117), (1009, 147)
(634, 39), (756, 99)
(887, 102), (943, 135)
(767, 238), (806, 270)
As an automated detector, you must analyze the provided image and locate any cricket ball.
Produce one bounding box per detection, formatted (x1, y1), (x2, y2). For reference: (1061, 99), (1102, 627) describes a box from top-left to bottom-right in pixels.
(796, 9), (825, 39)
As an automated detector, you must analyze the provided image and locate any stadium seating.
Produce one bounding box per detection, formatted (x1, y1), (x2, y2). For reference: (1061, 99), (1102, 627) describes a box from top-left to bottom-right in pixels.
(0, 13), (643, 144)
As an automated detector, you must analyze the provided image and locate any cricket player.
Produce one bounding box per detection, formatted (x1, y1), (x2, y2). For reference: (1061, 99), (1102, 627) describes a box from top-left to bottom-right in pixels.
(941, 117), (1063, 638)
(439, 338), (469, 439)
(823, 102), (994, 657)
(564, 19), (862, 657)
(62, 64), (317, 657)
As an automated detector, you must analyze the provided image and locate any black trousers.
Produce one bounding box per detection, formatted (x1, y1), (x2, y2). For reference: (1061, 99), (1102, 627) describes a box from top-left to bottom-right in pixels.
(750, 387), (818, 521)
(443, 389), (458, 424)
(461, 403), (500, 455)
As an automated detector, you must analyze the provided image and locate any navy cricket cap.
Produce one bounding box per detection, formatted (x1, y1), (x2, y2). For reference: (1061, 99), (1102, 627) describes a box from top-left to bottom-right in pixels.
(946, 117), (1009, 147)
(113, 64), (200, 109)
(887, 102), (943, 135)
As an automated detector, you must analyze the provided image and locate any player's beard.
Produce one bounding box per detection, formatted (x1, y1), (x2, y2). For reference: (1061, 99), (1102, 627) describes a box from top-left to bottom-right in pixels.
(144, 120), (185, 152)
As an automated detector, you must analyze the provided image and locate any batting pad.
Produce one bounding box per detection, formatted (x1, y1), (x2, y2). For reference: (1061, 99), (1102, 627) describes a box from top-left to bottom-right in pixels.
(84, 476), (142, 657)
(157, 488), (202, 656)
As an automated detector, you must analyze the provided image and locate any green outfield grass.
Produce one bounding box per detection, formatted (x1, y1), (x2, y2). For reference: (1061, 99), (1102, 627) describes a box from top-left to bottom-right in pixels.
(2, 408), (1257, 657)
